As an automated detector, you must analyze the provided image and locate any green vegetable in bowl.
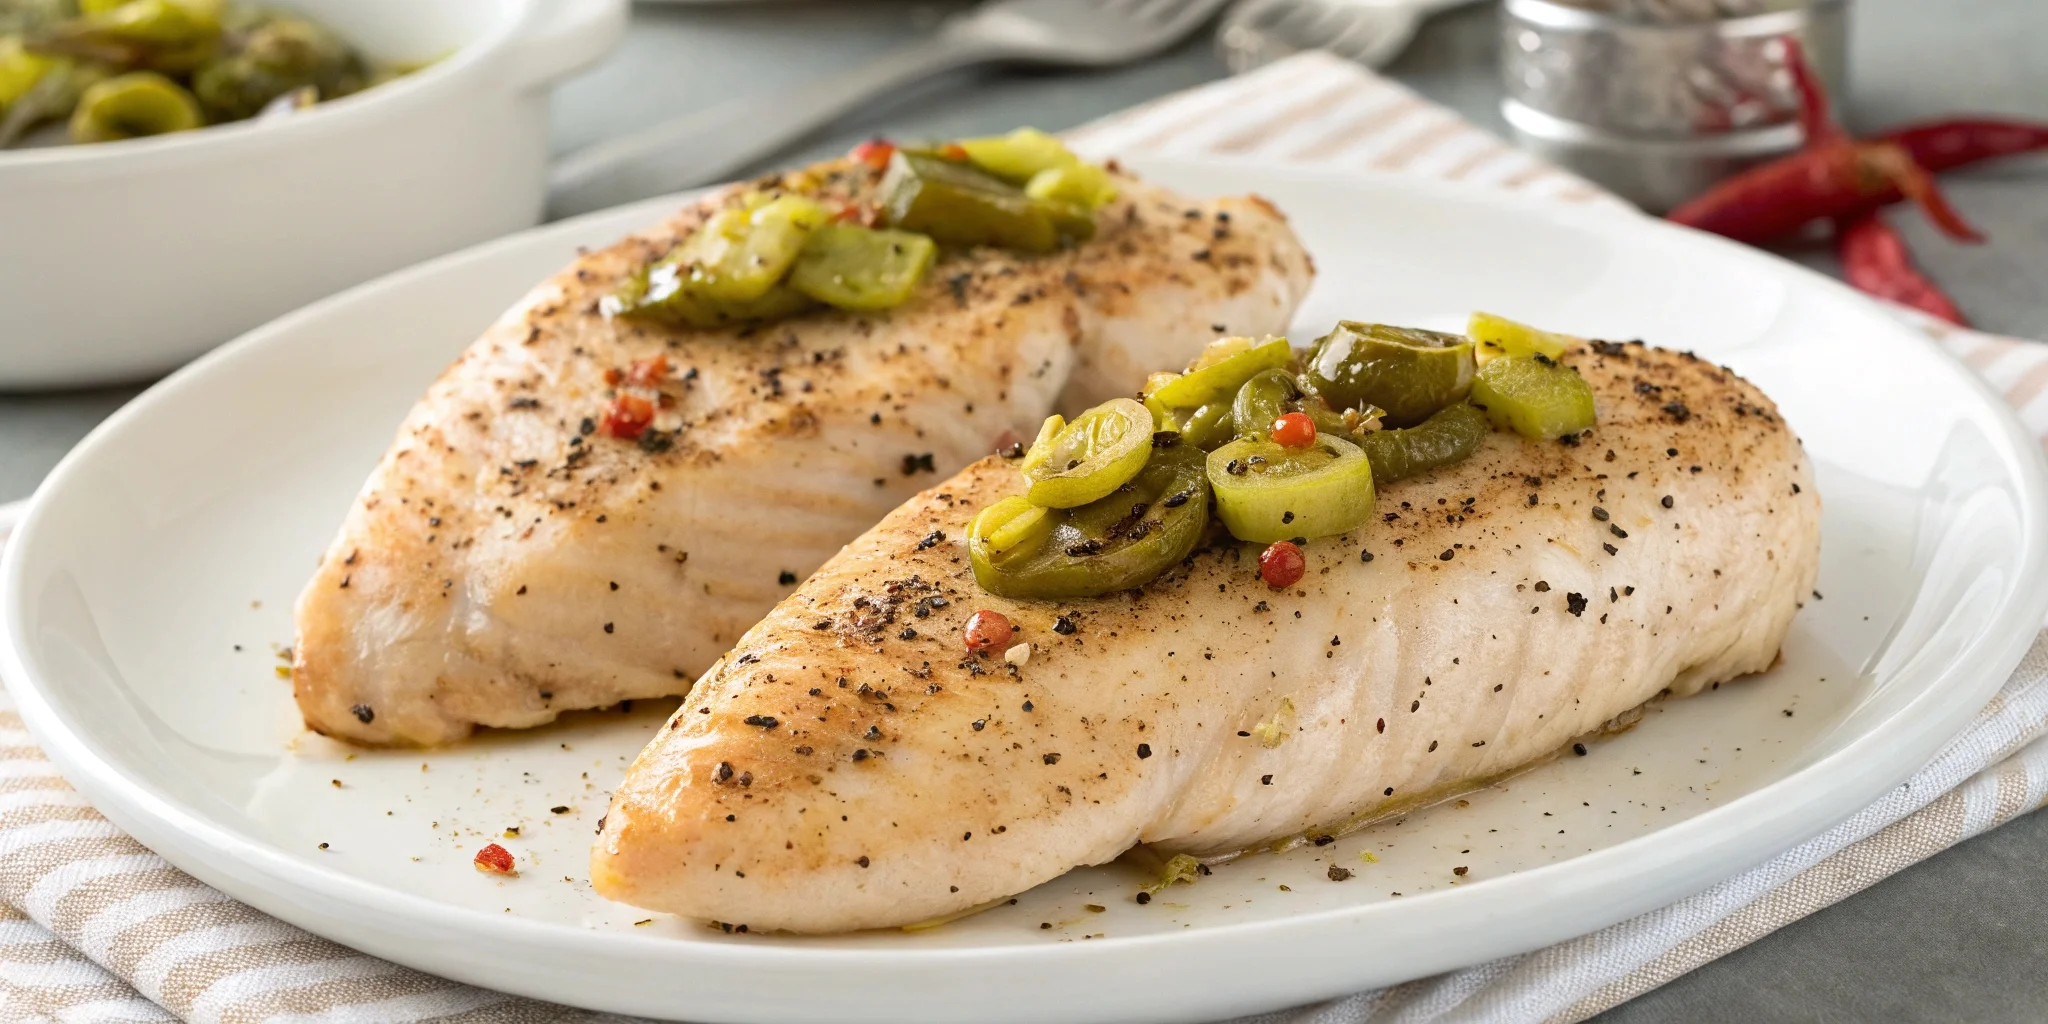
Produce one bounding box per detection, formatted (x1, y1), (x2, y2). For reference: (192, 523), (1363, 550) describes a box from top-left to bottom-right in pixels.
(27, 0), (221, 73)
(67, 68), (199, 141)
(1, 0), (403, 149)
(190, 8), (366, 121)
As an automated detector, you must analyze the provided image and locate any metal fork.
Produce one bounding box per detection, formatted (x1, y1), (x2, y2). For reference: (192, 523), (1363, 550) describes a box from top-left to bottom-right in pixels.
(545, 0), (1234, 219)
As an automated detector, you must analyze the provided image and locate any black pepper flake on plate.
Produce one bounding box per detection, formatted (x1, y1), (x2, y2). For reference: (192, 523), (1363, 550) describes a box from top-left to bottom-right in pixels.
(779, 571), (798, 585)
(1327, 865), (1353, 882)
(1565, 592), (1588, 616)
(1136, 891), (1152, 905)
(915, 530), (946, 551)
(1603, 543), (1618, 556)
(1438, 549), (1454, 562)
(1573, 742), (1588, 756)
(350, 704), (374, 724)
(1591, 506), (1609, 522)
(1609, 524), (1628, 539)
(1534, 580), (1550, 592)
(743, 715), (780, 729)
(857, 855), (870, 868)
(1053, 615), (1077, 635)
(1042, 753), (1061, 765)
(1137, 743), (1152, 759)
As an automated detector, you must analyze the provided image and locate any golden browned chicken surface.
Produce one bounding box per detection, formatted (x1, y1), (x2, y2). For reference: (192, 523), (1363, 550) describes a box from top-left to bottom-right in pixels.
(292, 160), (1312, 746)
(591, 341), (1820, 933)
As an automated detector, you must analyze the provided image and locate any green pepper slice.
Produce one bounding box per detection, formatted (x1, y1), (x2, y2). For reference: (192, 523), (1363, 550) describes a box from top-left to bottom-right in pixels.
(1305, 321), (1474, 428)
(1354, 402), (1489, 484)
(1469, 311), (1571, 365)
(1020, 398), (1154, 508)
(1148, 335), (1293, 409)
(1025, 162), (1116, 209)
(1208, 433), (1375, 544)
(968, 443), (1209, 600)
(788, 223), (936, 312)
(957, 127), (1072, 183)
(0, 36), (57, 108)
(968, 496), (1055, 559)
(1471, 354), (1597, 440)
(67, 69), (199, 142)
(880, 150), (1094, 253)
(30, 0), (221, 73)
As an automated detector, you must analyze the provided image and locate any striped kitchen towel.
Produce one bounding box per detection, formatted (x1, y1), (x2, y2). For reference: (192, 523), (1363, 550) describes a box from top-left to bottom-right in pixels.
(4, 49), (2048, 1024)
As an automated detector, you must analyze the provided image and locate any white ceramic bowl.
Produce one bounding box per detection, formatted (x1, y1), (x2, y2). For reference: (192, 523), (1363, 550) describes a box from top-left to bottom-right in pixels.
(0, 0), (625, 389)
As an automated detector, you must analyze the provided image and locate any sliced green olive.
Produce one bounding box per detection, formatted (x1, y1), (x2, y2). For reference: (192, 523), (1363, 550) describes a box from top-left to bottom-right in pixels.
(67, 69), (199, 142)
(957, 126), (1072, 183)
(788, 224), (936, 312)
(1025, 162), (1116, 209)
(1208, 433), (1375, 544)
(879, 150), (1093, 253)
(1354, 401), (1490, 484)
(1305, 321), (1474, 428)
(1020, 398), (1154, 508)
(969, 443), (1209, 600)
(1148, 335), (1293, 409)
(1469, 311), (1571, 365)
(1471, 354), (1597, 440)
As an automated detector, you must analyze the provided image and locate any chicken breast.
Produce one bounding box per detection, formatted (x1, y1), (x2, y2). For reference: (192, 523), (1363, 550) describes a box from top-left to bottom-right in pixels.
(292, 161), (1311, 746)
(591, 340), (1821, 933)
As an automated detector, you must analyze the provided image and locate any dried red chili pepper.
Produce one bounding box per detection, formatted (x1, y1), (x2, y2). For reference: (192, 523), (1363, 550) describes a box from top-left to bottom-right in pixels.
(1668, 39), (1983, 245)
(1882, 118), (2048, 175)
(1837, 214), (1968, 326)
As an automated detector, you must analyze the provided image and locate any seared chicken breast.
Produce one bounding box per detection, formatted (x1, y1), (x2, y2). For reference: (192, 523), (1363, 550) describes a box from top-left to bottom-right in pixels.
(292, 162), (1311, 746)
(592, 341), (1820, 933)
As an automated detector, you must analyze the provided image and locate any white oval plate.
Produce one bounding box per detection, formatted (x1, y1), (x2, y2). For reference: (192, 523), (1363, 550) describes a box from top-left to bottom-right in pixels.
(5, 159), (2046, 1024)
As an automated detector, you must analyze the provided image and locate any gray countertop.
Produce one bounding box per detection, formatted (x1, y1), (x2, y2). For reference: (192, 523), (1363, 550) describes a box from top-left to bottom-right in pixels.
(5, 1), (2047, 1020)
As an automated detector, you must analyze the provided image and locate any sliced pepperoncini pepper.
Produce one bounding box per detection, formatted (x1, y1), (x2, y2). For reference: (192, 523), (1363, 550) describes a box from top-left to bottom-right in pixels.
(788, 223), (936, 312)
(1354, 402), (1489, 483)
(1470, 354), (1597, 440)
(1468, 311), (1572, 365)
(1207, 433), (1375, 544)
(880, 150), (1093, 253)
(1147, 335), (1293, 409)
(1020, 398), (1154, 508)
(969, 443), (1209, 600)
(1305, 322), (1474, 428)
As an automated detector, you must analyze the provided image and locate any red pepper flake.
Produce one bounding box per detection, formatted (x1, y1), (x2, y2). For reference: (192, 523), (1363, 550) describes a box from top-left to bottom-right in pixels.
(473, 843), (516, 875)
(963, 610), (1014, 653)
(1259, 541), (1306, 589)
(850, 139), (896, 171)
(626, 354), (670, 388)
(1269, 411), (1316, 448)
(601, 393), (655, 440)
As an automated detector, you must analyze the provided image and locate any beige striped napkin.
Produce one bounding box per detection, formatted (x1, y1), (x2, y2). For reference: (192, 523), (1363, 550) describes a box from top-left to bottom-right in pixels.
(4, 49), (2048, 1024)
